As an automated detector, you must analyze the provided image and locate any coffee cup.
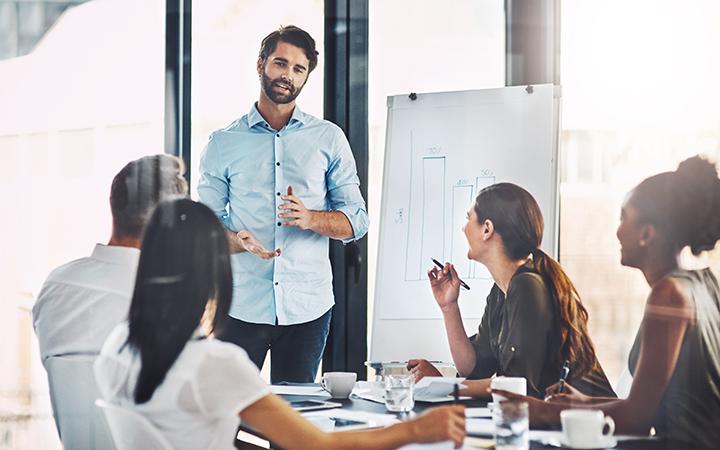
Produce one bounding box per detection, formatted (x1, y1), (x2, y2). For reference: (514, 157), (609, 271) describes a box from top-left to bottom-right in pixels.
(560, 409), (615, 448)
(321, 372), (357, 399)
(490, 376), (527, 404)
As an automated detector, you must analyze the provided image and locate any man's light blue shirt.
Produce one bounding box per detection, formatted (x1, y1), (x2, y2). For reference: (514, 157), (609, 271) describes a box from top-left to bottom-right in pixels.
(198, 104), (369, 325)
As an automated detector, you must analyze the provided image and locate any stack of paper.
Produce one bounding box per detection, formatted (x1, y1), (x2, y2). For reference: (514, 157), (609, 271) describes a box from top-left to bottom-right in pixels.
(465, 407), (492, 418)
(352, 378), (471, 403)
(466, 418), (494, 437)
(270, 385), (331, 397)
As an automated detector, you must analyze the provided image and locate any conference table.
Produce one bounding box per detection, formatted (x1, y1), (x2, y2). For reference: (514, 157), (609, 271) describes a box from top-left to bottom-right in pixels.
(235, 384), (682, 450)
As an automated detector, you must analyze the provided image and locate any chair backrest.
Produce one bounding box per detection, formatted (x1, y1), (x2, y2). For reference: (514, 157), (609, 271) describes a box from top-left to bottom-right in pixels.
(46, 355), (115, 450)
(95, 399), (174, 450)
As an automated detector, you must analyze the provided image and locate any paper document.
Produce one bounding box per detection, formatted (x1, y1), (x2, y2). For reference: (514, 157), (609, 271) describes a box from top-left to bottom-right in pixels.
(270, 385), (330, 397)
(414, 377), (466, 402)
(351, 381), (385, 404)
(303, 409), (398, 431)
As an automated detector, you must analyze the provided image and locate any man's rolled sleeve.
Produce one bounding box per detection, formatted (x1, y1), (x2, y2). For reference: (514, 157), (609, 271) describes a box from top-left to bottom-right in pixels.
(330, 186), (369, 244)
(327, 128), (369, 244)
(197, 135), (231, 228)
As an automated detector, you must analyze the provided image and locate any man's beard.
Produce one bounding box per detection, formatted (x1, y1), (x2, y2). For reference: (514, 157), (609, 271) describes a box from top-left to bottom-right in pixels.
(261, 72), (304, 104)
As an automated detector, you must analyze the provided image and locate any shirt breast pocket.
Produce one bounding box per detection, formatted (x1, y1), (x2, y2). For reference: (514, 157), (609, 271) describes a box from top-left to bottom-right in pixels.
(228, 160), (274, 195)
(287, 151), (328, 208)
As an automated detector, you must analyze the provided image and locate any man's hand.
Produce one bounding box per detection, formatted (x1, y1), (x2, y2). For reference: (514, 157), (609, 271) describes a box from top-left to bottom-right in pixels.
(278, 186), (316, 230)
(237, 230), (281, 260)
(407, 359), (443, 382)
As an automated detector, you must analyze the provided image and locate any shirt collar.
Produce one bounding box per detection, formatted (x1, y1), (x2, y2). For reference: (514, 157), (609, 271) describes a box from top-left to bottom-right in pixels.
(90, 244), (140, 267)
(289, 104), (306, 125)
(192, 326), (207, 340)
(247, 102), (307, 129)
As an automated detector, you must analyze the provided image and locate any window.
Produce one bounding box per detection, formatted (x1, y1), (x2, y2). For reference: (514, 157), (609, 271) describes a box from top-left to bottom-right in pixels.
(190, 0), (324, 197)
(0, 0), (165, 447)
(559, 0), (720, 390)
(367, 0), (505, 355)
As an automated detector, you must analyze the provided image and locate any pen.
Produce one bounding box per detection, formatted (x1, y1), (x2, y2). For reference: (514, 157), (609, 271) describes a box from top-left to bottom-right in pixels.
(453, 383), (460, 404)
(431, 258), (470, 290)
(557, 360), (570, 394)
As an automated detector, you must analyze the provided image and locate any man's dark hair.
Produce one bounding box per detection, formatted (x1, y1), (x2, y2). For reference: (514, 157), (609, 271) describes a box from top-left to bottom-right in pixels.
(259, 25), (319, 73)
(109, 154), (188, 240)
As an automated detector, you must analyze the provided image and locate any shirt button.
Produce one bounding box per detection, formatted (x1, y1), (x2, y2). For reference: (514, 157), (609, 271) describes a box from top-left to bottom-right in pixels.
(277, 222), (282, 227)
(276, 133), (280, 137)
(274, 282), (279, 286)
(276, 192), (281, 196)
(276, 162), (280, 166)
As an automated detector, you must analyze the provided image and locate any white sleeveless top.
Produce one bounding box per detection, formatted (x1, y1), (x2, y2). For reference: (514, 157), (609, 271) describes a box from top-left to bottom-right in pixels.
(94, 323), (270, 450)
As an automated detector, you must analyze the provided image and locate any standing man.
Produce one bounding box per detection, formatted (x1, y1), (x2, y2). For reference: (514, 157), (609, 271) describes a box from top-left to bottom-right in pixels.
(198, 25), (368, 383)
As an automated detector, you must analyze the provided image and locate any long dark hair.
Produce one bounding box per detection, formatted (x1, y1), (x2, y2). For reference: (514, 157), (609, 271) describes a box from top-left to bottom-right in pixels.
(629, 155), (720, 255)
(125, 198), (233, 404)
(474, 183), (599, 378)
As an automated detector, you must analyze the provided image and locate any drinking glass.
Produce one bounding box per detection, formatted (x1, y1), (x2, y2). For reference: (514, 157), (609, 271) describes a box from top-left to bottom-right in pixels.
(384, 374), (414, 412)
(493, 401), (529, 450)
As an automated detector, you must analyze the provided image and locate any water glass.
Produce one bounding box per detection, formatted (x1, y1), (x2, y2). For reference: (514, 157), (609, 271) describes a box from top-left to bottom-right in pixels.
(384, 374), (414, 412)
(493, 401), (529, 450)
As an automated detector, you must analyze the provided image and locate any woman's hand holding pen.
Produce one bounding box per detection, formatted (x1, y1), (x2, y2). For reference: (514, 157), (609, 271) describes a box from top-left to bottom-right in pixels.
(544, 381), (589, 404)
(428, 262), (461, 312)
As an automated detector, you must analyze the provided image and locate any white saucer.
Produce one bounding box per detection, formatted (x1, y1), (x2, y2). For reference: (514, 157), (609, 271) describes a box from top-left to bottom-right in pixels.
(557, 436), (617, 449)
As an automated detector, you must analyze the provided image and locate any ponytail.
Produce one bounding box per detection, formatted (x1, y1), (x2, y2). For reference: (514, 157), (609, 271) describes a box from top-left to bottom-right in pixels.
(531, 248), (599, 378)
(474, 183), (601, 379)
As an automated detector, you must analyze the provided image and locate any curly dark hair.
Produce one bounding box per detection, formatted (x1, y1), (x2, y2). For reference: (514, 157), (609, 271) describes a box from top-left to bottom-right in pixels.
(629, 155), (720, 255)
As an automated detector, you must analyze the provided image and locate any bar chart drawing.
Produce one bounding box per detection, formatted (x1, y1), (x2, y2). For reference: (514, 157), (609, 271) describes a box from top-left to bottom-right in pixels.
(404, 155), (446, 281)
(450, 184), (475, 278)
(403, 147), (498, 282)
(373, 85), (558, 336)
(469, 176), (496, 279)
(449, 176), (496, 280)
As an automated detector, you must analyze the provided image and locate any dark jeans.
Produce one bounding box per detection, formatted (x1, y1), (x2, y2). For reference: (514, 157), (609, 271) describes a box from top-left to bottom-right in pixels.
(218, 308), (332, 383)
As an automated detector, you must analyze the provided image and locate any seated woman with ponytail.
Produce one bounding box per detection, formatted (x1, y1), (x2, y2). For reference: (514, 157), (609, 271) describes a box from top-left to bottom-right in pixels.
(408, 183), (615, 399)
(94, 198), (466, 450)
(495, 156), (720, 448)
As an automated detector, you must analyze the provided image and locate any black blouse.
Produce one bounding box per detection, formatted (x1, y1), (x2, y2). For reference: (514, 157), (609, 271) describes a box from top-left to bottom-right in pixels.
(468, 265), (616, 399)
